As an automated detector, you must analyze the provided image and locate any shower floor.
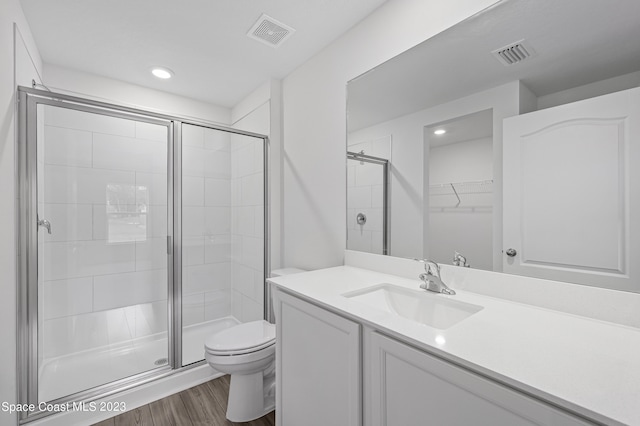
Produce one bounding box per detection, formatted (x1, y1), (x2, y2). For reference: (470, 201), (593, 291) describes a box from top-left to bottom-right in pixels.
(39, 316), (239, 402)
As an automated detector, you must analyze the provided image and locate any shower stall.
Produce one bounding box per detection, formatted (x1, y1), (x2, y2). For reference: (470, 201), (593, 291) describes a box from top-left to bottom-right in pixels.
(16, 87), (268, 422)
(346, 151), (389, 255)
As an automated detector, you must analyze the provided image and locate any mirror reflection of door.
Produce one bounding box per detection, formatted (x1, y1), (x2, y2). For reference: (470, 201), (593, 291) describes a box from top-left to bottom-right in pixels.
(503, 88), (639, 292)
(425, 109), (493, 270)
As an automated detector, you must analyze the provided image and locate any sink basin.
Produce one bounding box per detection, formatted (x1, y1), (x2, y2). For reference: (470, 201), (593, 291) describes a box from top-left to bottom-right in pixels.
(342, 283), (483, 329)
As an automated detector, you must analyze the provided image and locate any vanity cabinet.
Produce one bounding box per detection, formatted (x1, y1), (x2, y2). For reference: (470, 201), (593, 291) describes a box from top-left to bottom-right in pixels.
(274, 288), (597, 426)
(273, 289), (361, 426)
(366, 331), (591, 426)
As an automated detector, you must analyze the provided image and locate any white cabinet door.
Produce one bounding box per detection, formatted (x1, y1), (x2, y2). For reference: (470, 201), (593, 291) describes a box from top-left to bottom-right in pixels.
(273, 289), (361, 426)
(368, 331), (591, 426)
(503, 87), (640, 291)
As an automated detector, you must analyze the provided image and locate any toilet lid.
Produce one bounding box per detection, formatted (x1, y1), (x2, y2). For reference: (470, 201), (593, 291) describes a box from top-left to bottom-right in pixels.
(205, 320), (276, 355)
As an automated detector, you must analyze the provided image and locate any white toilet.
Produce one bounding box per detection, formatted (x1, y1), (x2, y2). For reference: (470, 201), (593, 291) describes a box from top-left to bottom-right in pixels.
(205, 320), (276, 422)
(205, 268), (305, 422)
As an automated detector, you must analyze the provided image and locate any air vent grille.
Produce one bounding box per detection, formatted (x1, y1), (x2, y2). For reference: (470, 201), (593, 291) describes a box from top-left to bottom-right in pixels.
(247, 14), (295, 48)
(492, 39), (536, 66)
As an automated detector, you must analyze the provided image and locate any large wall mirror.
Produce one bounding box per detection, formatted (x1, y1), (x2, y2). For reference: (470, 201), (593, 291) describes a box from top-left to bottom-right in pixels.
(346, 0), (640, 293)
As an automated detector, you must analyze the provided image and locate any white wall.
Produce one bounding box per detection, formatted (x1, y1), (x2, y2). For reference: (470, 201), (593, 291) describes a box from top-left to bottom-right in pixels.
(538, 70), (640, 110)
(1, 1), (42, 424)
(44, 65), (231, 125)
(282, 0), (501, 271)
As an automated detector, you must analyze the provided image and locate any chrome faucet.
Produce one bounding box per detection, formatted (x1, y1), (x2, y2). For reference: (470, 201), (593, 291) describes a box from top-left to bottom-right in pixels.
(414, 259), (456, 295)
(453, 251), (469, 267)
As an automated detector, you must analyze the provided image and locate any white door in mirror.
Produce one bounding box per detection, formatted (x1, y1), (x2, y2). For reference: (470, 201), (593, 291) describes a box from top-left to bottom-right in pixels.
(503, 87), (639, 292)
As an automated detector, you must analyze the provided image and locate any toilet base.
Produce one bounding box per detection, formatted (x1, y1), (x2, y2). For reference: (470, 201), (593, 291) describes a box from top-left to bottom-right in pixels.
(226, 370), (275, 422)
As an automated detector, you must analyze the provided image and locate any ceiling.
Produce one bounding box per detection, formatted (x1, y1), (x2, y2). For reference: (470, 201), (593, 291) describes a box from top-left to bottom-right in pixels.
(20, 0), (387, 108)
(426, 109), (492, 148)
(347, 0), (640, 131)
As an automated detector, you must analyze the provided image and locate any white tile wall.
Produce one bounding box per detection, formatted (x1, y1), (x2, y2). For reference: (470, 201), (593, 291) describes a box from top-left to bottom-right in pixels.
(43, 126), (92, 167)
(43, 277), (93, 320)
(205, 207), (231, 234)
(204, 128), (230, 151)
(135, 172), (168, 205)
(254, 206), (264, 238)
(93, 133), (167, 173)
(205, 178), (230, 206)
(45, 165), (135, 204)
(180, 125), (235, 331)
(204, 290), (231, 320)
(233, 206), (255, 236)
(40, 117), (265, 359)
(204, 235), (231, 263)
(241, 236), (263, 271)
(182, 146), (206, 177)
(44, 106), (135, 137)
(233, 263), (255, 299)
(135, 121), (168, 142)
(204, 150), (231, 179)
(229, 133), (265, 323)
(347, 186), (372, 209)
(93, 269), (167, 311)
(43, 240), (136, 281)
(183, 263), (230, 295)
(241, 173), (263, 205)
(135, 238), (168, 271)
(182, 293), (205, 326)
(182, 123), (204, 147)
(183, 176), (205, 206)
(183, 236), (205, 266)
(43, 204), (93, 242)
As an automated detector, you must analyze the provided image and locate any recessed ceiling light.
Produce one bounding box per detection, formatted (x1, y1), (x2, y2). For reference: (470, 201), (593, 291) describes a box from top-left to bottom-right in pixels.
(434, 129), (446, 135)
(151, 67), (173, 79)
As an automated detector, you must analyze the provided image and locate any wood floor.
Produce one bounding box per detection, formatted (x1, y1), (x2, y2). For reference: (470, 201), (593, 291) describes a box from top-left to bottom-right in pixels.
(93, 375), (275, 426)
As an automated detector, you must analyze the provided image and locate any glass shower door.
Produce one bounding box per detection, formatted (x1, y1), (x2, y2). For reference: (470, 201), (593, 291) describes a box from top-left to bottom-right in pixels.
(180, 124), (266, 366)
(35, 102), (172, 402)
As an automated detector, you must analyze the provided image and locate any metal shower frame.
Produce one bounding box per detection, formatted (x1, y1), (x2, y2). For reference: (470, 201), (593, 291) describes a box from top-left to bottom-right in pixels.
(16, 86), (271, 423)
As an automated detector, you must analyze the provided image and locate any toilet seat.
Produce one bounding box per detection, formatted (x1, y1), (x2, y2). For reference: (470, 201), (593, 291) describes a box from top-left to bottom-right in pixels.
(205, 320), (276, 356)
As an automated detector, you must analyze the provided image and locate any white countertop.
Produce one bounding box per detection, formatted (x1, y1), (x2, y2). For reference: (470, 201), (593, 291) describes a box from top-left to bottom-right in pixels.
(268, 265), (640, 426)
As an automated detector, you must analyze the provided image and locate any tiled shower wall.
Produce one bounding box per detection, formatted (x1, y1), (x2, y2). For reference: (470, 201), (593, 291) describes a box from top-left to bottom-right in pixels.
(230, 134), (264, 323)
(42, 106), (169, 358)
(181, 125), (264, 326)
(41, 114), (264, 360)
(181, 124), (233, 327)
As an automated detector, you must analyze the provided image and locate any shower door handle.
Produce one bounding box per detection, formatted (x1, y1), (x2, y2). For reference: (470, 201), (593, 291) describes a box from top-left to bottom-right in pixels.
(38, 218), (52, 234)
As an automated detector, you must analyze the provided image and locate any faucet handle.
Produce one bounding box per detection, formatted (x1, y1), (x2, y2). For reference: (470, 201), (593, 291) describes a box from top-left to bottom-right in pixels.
(453, 251), (470, 268)
(412, 258), (430, 272)
(412, 258), (439, 274)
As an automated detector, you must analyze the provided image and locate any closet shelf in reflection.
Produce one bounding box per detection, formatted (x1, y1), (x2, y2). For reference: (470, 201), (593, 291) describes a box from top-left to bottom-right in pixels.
(429, 179), (493, 209)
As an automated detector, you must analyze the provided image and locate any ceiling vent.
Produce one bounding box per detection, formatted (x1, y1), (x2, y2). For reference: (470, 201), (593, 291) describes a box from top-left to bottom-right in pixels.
(247, 14), (295, 48)
(492, 39), (536, 66)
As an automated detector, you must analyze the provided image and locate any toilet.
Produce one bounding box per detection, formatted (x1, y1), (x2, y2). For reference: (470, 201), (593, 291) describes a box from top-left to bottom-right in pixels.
(205, 268), (305, 422)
